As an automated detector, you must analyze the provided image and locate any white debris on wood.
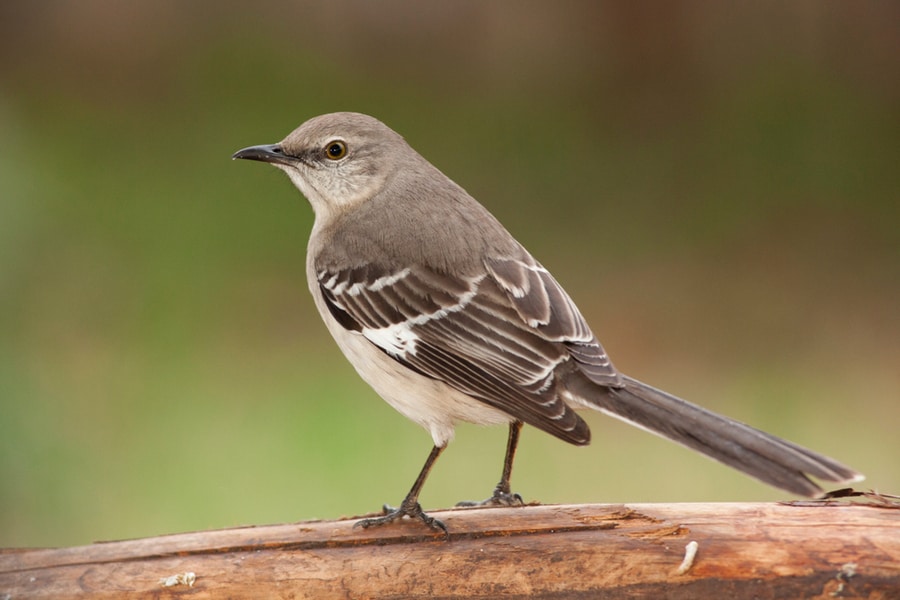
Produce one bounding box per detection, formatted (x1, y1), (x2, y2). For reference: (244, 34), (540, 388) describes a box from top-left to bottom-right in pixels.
(158, 571), (197, 588)
(675, 540), (699, 575)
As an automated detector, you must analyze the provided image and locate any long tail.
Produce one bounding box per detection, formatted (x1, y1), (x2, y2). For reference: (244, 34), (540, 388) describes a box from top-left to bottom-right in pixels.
(581, 375), (864, 497)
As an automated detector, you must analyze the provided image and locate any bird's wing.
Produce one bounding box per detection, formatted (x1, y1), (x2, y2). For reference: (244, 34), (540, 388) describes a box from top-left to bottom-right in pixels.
(483, 257), (621, 388)
(316, 256), (620, 444)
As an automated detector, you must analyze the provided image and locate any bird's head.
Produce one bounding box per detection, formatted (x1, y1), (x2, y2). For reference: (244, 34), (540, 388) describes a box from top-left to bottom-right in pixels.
(233, 112), (409, 218)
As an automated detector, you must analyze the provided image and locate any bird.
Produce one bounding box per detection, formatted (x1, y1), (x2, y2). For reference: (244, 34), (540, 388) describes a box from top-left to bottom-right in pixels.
(232, 112), (863, 535)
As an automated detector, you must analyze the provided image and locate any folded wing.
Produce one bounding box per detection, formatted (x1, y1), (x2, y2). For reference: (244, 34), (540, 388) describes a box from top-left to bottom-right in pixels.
(316, 256), (621, 445)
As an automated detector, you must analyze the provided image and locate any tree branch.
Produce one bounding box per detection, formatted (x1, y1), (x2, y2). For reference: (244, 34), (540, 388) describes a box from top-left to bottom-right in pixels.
(2, 501), (898, 598)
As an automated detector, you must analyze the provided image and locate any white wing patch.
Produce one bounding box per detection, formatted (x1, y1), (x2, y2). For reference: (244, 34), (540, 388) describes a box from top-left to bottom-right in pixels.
(362, 321), (420, 357)
(321, 266), (485, 360)
(361, 281), (482, 359)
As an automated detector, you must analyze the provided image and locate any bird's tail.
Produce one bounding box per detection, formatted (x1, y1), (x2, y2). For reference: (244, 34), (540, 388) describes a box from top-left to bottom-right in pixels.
(580, 375), (863, 497)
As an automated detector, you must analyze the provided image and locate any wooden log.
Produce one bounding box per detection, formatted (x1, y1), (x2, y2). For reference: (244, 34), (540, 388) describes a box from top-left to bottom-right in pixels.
(1, 502), (898, 599)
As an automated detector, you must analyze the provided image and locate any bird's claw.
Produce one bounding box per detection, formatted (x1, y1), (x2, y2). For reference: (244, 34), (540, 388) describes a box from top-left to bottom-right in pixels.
(354, 501), (449, 538)
(456, 486), (524, 508)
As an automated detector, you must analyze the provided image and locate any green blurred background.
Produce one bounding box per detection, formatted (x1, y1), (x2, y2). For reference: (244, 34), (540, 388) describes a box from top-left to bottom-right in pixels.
(1, 2), (897, 548)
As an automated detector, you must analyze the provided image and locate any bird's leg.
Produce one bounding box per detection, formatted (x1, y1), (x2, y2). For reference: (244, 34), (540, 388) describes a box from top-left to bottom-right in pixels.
(457, 421), (525, 507)
(355, 444), (448, 536)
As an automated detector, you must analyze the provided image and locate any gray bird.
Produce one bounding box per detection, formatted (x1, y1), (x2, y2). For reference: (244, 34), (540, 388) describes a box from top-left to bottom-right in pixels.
(233, 112), (863, 534)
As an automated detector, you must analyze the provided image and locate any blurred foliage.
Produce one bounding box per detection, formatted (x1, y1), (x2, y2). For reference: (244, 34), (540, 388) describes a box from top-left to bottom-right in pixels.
(0, 1), (898, 547)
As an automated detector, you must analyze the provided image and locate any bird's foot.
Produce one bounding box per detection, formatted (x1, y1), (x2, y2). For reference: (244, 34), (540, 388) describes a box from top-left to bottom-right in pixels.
(456, 483), (524, 508)
(355, 500), (449, 537)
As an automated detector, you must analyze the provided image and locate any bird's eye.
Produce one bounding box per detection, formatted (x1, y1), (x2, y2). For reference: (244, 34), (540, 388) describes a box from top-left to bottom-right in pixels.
(324, 140), (347, 160)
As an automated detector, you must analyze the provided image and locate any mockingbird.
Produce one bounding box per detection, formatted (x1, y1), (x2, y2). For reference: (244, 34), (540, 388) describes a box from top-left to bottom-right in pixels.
(233, 112), (863, 535)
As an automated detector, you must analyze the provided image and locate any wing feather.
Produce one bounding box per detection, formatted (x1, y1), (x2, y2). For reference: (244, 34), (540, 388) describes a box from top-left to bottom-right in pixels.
(317, 256), (622, 444)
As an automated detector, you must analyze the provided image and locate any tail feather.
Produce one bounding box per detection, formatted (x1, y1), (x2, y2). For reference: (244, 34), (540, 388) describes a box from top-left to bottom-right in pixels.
(579, 375), (863, 497)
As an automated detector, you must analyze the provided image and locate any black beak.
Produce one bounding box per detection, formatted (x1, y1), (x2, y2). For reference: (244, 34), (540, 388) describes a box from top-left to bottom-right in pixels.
(232, 144), (294, 166)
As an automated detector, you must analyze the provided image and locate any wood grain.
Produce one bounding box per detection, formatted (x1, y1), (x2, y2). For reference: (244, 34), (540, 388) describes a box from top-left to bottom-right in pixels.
(2, 502), (898, 599)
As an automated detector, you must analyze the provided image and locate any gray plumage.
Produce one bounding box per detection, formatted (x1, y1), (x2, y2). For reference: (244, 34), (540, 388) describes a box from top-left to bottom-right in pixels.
(233, 112), (862, 531)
